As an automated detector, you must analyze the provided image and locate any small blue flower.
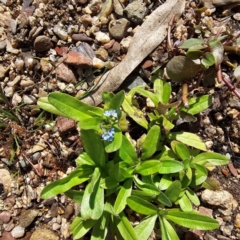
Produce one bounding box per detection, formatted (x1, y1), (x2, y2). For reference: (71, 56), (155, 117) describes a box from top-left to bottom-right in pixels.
(103, 110), (118, 120)
(101, 128), (115, 142)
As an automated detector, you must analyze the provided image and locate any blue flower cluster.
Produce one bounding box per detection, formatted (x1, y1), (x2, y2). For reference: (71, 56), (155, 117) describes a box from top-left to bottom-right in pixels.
(103, 110), (118, 119)
(101, 110), (118, 142)
(101, 128), (115, 142)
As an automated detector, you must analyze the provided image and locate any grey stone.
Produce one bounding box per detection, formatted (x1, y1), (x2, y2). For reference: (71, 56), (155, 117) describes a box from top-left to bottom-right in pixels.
(18, 209), (38, 228)
(124, 0), (146, 24)
(109, 18), (129, 40)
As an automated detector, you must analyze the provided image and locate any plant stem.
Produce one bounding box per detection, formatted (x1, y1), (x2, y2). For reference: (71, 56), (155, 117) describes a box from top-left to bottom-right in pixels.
(182, 83), (189, 108)
(224, 45), (240, 55)
(167, 15), (175, 51)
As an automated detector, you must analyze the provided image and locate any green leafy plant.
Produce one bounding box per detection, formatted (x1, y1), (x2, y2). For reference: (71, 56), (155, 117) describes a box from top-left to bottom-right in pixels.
(37, 85), (229, 240)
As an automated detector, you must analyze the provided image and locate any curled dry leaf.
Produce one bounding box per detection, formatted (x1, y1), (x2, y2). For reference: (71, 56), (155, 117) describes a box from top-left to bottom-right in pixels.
(83, 0), (186, 106)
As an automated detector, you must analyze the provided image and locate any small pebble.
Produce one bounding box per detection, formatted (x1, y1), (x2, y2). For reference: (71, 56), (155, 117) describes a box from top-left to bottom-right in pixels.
(11, 225), (25, 238)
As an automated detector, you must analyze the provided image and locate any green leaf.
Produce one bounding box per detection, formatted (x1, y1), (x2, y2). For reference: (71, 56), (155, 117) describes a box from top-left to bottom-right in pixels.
(159, 160), (184, 174)
(109, 163), (132, 182)
(157, 191), (172, 207)
(65, 190), (83, 204)
(186, 49), (202, 60)
(172, 141), (190, 161)
(186, 188), (200, 206)
(164, 181), (182, 203)
(78, 117), (102, 130)
(141, 125), (161, 160)
(136, 160), (161, 175)
(191, 152), (229, 166)
(91, 211), (110, 240)
(114, 179), (132, 214)
(115, 212), (138, 240)
(119, 135), (139, 164)
(201, 52), (215, 68)
(179, 193), (192, 212)
(70, 217), (96, 239)
(168, 132), (206, 151)
(133, 86), (159, 106)
(100, 177), (119, 189)
(191, 164), (208, 186)
(181, 95), (213, 115)
(41, 167), (92, 199)
(104, 127), (122, 153)
(179, 38), (204, 49)
(162, 83), (171, 104)
(75, 152), (95, 167)
(153, 78), (164, 102)
(134, 215), (157, 240)
(81, 170), (104, 220)
(108, 90), (125, 111)
(127, 196), (158, 215)
(165, 209), (219, 230)
(159, 175), (172, 191)
(180, 167), (192, 188)
(37, 97), (68, 117)
(81, 129), (106, 167)
(122, 97), (148, 129)
(162, 217), (180, 240)
(48, 92), (103, 121)
(159, 216), (171, 240)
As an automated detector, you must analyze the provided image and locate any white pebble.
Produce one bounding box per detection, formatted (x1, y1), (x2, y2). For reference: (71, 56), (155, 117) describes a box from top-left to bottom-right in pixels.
(11, 225), (25, 238)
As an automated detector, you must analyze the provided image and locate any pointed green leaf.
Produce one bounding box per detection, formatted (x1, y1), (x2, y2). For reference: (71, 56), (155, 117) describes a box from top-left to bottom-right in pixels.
(78, 117), (102, 130)
(41, 167), (92, 199)
(134, 86), (159, 106)
(157, 191), (172, 207)
(108, 90), (125, 111)
(119, 135), (139, 164)
(114, 179), (132, 214)
(162, 218), (180, 240)
(127, 196), (158, 215)
(179, 38), (204, 49)
(153, 78), (164, 102)
(136, 160), (161, 175)
(168, 132), (206, 151)
(70, 217), (96, 239)
(159, 175), (172, 191)
(159, 216), (171, 240)
(65, 190), (83, 204)
(115, 212), (138, 240)
(192, 152), (229, 166)
(75, 152), (95, 167)
(134, 215), (157, 240)
(100, 177), (119, 189)
(191, 164), (208, 186)
(81, 129), (106, 167)
(165, 209), (219, 230)
(48, 92), (103, 121)
(162, 83), (171, 104)
(186, 188), (200, 206)
(141, 125), (161, 160)
(179, 194), (192, 212)
(173, 141), (190, 161)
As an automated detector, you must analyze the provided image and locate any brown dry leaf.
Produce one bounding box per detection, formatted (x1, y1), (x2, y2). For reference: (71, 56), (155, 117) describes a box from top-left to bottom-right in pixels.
(83, 0), (185, 106)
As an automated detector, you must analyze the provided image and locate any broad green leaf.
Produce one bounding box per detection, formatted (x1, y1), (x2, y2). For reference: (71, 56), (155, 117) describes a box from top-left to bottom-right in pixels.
(165, 209), (219, 230)
(179, 193), (192, 212)
(91, 211), (110, 240)
(89, 168), (101, 193)
(141, 125), (161, 160)
(75, 152), (95, 167)
(104, 127), (122, 153)
(181, 95), (213, 115)
(37, 97), (68, 117)
(159, 160), (184, 174)
(134, 215), (157, 240)
(109, 163), (132, 182)
(186, 49), (202, 60)
(162, 82), (171, 104)
(164, 181), (181, 203)
(136, 160), (161, 175)
(157, 191), (172, 207)
(131, 190), (153, 201)
(173, 141), (190, 161)
(78, 117), (102, 130)
(119, 135), (139, 164)
(162, 218), (180, 240)
(180, 167), (192, 188)
(65, 190), (83, 204)
(133, 86), (159, 106)
(168, 132), (206, 151)
(41, 167), (92, 199)
(70, 217), (96, 239)
(186, 188), (200, 206)
(127, 196), (158, 215)
(122, 98), (148, 129)
(191, 152), (229, 166)
(115, 212), (138, 240)
(81, 129), (106, 167)
(133, 176), (160, 196)
(114, 179), (132, 214)
(179, 38), (204, 49)
(81, 173), (104, 220)
(48, 92), (103, 121)
(159, 175), (172, 191)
